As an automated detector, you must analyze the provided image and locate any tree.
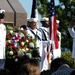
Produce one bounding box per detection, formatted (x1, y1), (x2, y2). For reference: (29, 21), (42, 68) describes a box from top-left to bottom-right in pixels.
(37, 0), (75, 52)
(37, 0), (50, 17)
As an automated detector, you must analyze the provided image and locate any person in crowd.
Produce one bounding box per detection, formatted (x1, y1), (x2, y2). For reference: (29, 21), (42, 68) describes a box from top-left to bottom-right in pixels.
(27, 18), (42, 41)
(20, 24), (27, 34)
(52, 20), (61, 60)
(68, 18), (75, 59)
(20, 25), (27, 30)
(39, 17), (52, 71)
(0, 9), (6, 69)
(0, 68), (10, 75)
(50, 58), (75, 75)
(70, 70), (75, 75)
(20, 59), (40, 75)
(41, 69), (52, 75)
(27, 18), (42, 71)
(20, 24), (27, 37)
(16, 71), (27, 75)
(39, 17), (50, 41)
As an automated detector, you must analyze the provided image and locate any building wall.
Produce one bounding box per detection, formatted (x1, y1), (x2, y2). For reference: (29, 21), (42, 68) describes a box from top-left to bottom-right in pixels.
(7, 0), (27, 26)
(16, 13), (27, 26)
(0, 0), (27, 26)
(5, 12), (14, 23)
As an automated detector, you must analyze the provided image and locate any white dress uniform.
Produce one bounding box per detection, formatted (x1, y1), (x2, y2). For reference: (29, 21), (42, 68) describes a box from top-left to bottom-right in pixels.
(39, 27), (50, 41)
(39, 26), (52, 71)
(27, 27), (43, 71)
(27, 27), (42, 58)
(0, 23), (6, 69)
(52, 30), (61, 59)
(68, 27), (75, 59)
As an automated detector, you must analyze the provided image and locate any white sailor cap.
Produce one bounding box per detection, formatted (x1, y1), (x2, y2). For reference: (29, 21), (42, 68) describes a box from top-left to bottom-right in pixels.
(0, 9), (5, 14)
(56, 20), (60, 23)
(41, 17), (49, 21)
(27, 18), (30, 22)
(28, 18), (38, 22)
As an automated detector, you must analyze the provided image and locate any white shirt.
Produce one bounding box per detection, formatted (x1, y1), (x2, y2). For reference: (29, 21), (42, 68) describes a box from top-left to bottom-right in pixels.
(27, 27), (42, 57)
(0, 23), (6, 59)
(39, 27), (50, 41)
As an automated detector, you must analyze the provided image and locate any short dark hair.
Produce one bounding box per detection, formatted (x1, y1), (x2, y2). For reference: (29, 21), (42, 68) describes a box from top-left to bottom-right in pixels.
(20, 25), (27, 30)
(50, 58), (69, 72)
(0, 68), (10, 75)
(0, 14), (5, 19)
(21, 59), (40, 75)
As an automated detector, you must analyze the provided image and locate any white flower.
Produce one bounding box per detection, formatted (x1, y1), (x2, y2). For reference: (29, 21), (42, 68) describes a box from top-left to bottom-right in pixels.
(10, 30), (13, 34)
(20, 28), (24, 30)
(8, 40), (11, 43)
(26, 53), (32, 58)
(15, 58), (18, 62)
(9, 51), (13, 55)
(18, 50), (24, 57)
(26, 48), (29, 51)
(22, 49), (26, 52)
(21, 42), (25, 46)
(26, 40), (29, 43)
(29, 42), (34, 48)
(19, 48), (21, 51)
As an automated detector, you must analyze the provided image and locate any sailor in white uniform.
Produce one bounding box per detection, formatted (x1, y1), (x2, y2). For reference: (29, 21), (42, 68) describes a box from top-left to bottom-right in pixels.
(27, 18), (43, 70)
(0, 9), (6, 69)
(52, 20), (61, 59)
(39, 17), (52, 71)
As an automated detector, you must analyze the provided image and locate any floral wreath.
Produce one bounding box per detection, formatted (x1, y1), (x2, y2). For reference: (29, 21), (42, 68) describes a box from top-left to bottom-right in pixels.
(6, 25), (40, 62)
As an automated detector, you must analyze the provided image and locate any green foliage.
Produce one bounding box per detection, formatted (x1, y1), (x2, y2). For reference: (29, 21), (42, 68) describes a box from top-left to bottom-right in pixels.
(6, 26), (40, 62)
(61, 52), (75, 68)
(38, 1), (75, 68)
(37, 0), (49, 17)
(38, 0), (75, 51)
(56, 0), (75, 51)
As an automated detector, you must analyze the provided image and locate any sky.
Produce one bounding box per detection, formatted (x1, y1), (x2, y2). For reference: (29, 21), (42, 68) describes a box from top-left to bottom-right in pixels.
(19, 0), (59, 18)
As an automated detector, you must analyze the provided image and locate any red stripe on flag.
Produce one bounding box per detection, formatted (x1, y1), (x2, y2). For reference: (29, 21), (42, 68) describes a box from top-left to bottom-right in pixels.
(50, 16), (58, 49)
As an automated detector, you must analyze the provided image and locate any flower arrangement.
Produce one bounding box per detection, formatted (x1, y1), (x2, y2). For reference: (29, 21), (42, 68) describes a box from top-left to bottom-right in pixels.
(6, 25), (40, 62)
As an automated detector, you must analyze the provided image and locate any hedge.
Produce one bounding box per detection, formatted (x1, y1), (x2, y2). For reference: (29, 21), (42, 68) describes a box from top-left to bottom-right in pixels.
(61, 52), (75, 68)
